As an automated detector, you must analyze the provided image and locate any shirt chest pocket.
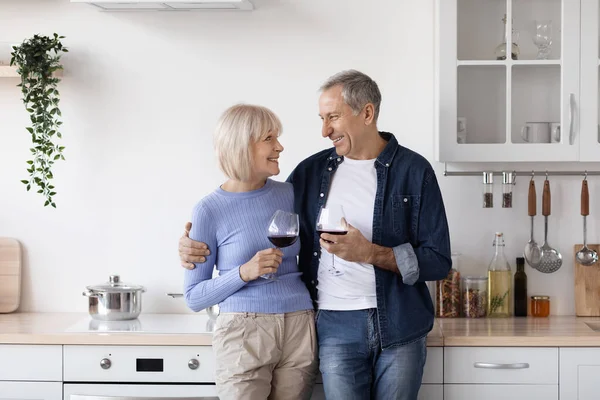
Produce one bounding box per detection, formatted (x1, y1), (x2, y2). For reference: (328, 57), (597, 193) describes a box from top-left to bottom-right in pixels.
(392, 195), (420, 240)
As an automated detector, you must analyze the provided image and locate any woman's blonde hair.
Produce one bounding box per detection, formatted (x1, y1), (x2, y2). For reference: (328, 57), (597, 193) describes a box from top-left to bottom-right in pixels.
(214, 104), (283, 181)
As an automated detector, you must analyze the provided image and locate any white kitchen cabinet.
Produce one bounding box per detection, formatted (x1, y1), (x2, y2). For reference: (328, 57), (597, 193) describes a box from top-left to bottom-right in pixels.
(560, 348), (600, 399)
(0, 382), (62, 400)
(0, 345), (62, 381)
(435, 0), (587, 162)
(423, 347), (443, 384)
(579, 0), (600, 160)
(419, 384), (443, 400)
(445, 384), (558, 399)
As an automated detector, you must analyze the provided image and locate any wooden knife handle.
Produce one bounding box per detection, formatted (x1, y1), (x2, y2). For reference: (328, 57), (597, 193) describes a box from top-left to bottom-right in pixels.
(581, 179), (589, 216)
(528, 180), (536, 216)
(542, 179), (551, 217)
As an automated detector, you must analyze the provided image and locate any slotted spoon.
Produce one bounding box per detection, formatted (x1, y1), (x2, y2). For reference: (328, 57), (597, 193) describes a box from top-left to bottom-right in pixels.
(538, 178), (562, 273)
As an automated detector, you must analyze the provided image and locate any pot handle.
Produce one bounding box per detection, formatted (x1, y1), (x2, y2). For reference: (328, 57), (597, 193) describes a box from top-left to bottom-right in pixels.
(82, 290), (99, 298)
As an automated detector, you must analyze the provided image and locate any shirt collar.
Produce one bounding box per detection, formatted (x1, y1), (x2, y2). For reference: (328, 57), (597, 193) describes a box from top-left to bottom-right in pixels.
(325, 131), (399, 168)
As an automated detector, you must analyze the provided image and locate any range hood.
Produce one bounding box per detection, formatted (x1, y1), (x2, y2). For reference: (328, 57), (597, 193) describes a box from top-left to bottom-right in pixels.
(70, 0), (253, 11)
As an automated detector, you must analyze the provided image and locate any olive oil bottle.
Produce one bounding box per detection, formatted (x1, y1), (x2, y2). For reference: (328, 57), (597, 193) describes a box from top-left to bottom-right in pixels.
(487, 232), (512, 317)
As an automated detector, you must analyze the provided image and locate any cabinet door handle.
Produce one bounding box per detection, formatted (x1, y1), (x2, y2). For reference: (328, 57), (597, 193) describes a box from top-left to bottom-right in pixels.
(473, 362), (530, 369)
(569, 93), (576, 145)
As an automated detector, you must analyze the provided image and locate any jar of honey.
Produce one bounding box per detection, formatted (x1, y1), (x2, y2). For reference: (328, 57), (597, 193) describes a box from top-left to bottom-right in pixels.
(531, 295), (550, 317)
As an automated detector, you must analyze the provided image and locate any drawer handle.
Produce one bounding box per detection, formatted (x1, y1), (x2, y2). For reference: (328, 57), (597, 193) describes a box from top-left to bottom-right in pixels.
(473, 362), (530, 369)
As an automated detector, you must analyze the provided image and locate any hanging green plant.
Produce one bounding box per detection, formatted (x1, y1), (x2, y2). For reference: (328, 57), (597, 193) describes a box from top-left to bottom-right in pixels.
(10, 33), (68, 207)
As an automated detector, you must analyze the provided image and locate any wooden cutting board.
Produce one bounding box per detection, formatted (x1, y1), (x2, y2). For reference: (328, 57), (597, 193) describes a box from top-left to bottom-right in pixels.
(0, 238), (21, 313)
(574, 244), (600, 316)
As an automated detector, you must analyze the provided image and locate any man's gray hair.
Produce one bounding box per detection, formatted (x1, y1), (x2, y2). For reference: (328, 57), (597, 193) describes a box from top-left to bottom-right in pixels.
(319, 70), (382, 122)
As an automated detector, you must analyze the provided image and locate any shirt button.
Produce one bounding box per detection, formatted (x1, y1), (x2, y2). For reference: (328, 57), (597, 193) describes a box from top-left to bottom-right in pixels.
(386, 163), (390, 167)
(313, 252), (318, 256)
(328, 167), (332, 171)
(404, 198), (408, 203)
(320, 193), (324, 197)
(311, 280), (315, 284)
(337, 158), (341, 162)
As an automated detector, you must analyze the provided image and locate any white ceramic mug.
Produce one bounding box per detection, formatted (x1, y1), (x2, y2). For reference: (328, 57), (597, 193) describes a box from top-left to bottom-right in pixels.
(521, 122), (551, 143)
(550, 122), (561, 143)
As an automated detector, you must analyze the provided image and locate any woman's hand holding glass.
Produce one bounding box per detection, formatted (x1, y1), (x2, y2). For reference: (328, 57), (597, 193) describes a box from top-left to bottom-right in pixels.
(239, 248), (283, 282)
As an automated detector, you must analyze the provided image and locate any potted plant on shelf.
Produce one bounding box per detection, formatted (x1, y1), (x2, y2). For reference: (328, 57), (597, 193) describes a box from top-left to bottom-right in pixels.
(10, 33), (68, 207)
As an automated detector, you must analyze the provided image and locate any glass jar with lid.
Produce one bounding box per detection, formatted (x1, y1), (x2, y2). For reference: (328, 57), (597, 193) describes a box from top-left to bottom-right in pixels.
(462, 276), (487, 318)
(531, 295), (550, 317)
(435, 252), (461, 317)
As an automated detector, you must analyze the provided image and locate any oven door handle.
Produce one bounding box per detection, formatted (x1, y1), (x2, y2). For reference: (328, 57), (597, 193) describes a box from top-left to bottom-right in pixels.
(71, 396), (219, 400)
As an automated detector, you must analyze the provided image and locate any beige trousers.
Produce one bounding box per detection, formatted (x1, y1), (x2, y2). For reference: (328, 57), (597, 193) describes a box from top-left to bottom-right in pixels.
(212, 309), (318, 400)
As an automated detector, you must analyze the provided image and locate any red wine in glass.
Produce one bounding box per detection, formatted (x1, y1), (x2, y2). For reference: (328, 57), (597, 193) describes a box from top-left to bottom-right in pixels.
(262, 210), (300, 280)
(267, 235), (298, 248)
(316, 205), (348, 276)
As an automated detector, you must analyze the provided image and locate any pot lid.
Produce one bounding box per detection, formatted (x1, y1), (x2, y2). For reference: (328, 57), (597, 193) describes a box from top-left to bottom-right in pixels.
(86, 275), (145, 293)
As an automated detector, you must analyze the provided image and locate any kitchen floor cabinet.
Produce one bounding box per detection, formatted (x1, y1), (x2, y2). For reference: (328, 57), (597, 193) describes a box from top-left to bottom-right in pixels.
(0, 382), (62, 400)
(419, 384), (443, 400)
(435, 0), (600, 162)
(445, 384), (558, 399)
(0, 345), (63, 400)
(0, 344), (62, 381)
(560, 348), (600, 399)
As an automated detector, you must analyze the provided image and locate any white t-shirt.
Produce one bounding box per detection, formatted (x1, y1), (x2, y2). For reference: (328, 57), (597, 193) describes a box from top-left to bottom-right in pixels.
(317, 157), (378, 310)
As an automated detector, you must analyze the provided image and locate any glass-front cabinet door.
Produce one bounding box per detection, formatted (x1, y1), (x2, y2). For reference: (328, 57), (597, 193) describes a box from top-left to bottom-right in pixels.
(436, 0), (580, 162)
(580, 0), (600, 161)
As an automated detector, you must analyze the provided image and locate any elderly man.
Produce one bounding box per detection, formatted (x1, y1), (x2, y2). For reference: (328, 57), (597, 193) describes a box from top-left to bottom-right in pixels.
(179, 70), (452, 400)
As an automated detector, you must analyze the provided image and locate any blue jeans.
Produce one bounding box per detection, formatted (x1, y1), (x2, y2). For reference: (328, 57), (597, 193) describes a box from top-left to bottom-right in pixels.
(316, 309), (427, 400)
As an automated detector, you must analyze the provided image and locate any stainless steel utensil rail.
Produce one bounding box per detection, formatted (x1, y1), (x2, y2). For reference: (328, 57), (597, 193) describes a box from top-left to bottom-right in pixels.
(443, 164), (600, 178)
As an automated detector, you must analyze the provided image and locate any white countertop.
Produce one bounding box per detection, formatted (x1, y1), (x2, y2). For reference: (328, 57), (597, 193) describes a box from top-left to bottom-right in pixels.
(0, 312), (444, 346)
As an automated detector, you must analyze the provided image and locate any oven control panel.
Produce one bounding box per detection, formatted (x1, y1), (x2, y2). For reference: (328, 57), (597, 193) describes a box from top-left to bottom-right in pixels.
(64, 346), (215, 382)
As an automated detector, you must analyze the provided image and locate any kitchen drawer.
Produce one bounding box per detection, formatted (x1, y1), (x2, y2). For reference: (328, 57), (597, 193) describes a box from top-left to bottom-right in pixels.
(444, 347), (558, 384)
(0, 381), (62, 400)
(0, 345), (62, 381)
(444, 384), (558, 400)
(422, 347), (443, 384)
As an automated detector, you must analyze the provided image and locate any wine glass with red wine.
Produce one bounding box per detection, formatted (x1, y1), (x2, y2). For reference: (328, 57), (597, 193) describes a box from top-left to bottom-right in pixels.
(263, 210), (299, 280)
(316, 205), (348, 276)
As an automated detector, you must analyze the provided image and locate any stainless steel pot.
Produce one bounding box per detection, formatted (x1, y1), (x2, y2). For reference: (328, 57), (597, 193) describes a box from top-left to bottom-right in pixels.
(83, 275), (146, 321)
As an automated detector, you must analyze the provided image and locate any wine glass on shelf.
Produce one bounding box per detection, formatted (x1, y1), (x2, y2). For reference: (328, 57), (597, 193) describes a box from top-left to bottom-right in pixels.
(316, 205), (348, 276)
(533, 20), (553, 60)
(263, 210), (299, 281)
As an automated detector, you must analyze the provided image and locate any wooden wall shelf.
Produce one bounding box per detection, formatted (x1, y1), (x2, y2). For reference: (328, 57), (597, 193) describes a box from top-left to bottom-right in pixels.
(0, 65), (63, 78)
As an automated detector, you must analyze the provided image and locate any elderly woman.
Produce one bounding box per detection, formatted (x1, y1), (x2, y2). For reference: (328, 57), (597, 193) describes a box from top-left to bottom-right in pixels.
(184, 104), (317, 400)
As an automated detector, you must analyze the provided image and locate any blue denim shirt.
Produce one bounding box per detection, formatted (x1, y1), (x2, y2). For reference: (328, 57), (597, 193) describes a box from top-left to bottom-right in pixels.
(287, 132), (451, 348)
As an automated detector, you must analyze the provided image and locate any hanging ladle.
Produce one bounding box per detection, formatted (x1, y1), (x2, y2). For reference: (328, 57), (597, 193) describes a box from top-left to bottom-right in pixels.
(538, 176), (563, 273)
(576, 175), (598, 266)
(524, 176), (542, 269)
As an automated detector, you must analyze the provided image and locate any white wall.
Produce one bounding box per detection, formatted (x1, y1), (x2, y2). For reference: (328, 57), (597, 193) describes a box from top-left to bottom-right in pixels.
(0, 0), (595, 315)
